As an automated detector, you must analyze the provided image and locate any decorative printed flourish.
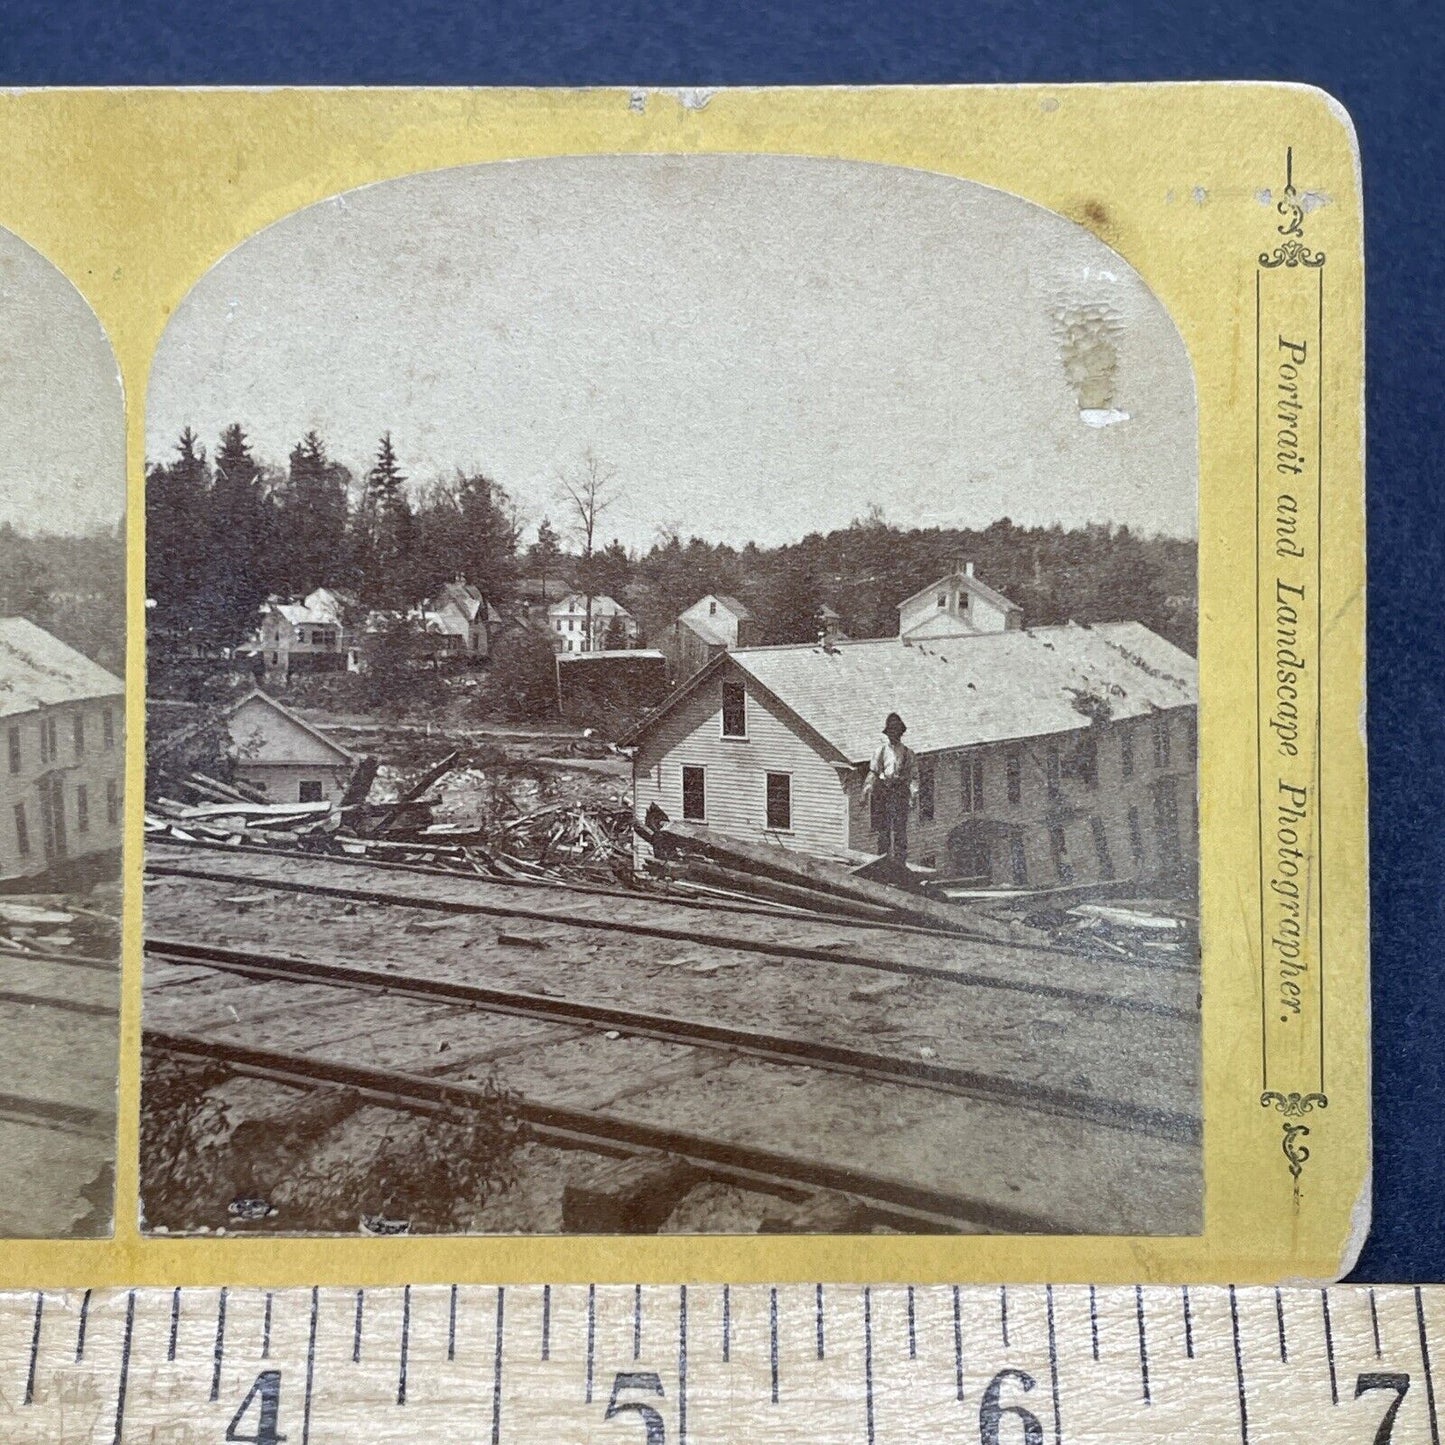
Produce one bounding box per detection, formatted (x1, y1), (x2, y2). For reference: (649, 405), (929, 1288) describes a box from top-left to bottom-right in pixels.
(1260, 147), (1326, 268)
(1261, 1091), (1330, 1182)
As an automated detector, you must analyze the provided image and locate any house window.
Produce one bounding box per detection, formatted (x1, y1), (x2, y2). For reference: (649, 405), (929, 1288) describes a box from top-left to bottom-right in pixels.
(312, 630), (326, 645)
(960, 753), (984, 813)
(13, 803), (29, 856)
(917, 758), (935, 820)
(765, 772), (792, 831)
(76, 784), (89, 834)
(299, 780), (324, 802)
(6, 726), (19, 774)
(1089, 816), (1114, 880)
(1075, 733), (1098, 790)
(937, 592), (948, 608)
(1048, 823), (1073, 883)
(1009, 830), (1028, 886)
(721, 682), (747, 738)
(270, 652), (279, 665)
(73, 712), (85, 757)
(709, 600), (718, 616)
(1045, 745), (1061, 799)
(1006, 747), (1021, 805)
(38, 717), (48, 765)
(1152, 712), (1171, 769)
(568, 618), (574, 631)
(1127, 805), (1145, 869)
(1120, 724), (1134, 779)
(681, 765), (706, 821)
(103, 708), (115, 751)
(106, 779), (119, 827)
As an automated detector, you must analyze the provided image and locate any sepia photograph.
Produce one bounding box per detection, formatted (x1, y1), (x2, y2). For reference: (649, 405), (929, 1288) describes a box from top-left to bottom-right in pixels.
(140, 154), (1200, 1238)
(0, 224), (124, 1237)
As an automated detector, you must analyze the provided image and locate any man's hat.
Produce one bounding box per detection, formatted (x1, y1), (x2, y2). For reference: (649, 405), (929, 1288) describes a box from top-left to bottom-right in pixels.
(883, 712), (907, 736)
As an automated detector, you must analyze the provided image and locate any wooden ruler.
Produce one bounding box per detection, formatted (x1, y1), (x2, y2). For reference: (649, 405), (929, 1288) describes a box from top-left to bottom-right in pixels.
(0, 1284), (1436, 1442)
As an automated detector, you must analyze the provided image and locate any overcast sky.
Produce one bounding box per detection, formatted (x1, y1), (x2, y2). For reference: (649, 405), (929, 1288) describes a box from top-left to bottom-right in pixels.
(0, 228), (124, 535)
(149, 154), (1197, 552)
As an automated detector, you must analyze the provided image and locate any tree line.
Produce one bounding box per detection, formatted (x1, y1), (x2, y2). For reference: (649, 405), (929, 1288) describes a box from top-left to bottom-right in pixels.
(0, 522), (125, 672)
(146, 424), (1197, 668)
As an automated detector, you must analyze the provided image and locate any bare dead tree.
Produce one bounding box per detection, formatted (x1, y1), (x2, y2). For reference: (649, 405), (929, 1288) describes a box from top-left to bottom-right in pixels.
(556, 450), (619, 649)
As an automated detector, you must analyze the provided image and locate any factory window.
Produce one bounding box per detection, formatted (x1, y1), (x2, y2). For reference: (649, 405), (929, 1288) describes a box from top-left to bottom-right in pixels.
(1089, 816), (1114, 880)
(681, 766), (706, 821)
(1009, 830), (1028, 886)
(7, 726), (19, 774)
(1127, 805), (1146, 870)
(76, 784), (89, 834)
(1152, 712), (1171, 769)
(73, 712), (85, 757)
(1075, 733), (1098, 790)
(106, 779), (120, 827)
(918, 758), (935, 821)
(1045, 745), (1061, 799)
(765, 772), (792, 831)
(102, 707), (115, 751)
(1006, 746), (1021, 805)
(960, 753), (984, 813)
(1048, 823), (1073, 883)
(13, 803), (30, 856)
(1184, 712), (1198, 763)
(721, 682), (747, 738)
(1120, 724), (1134, 779)
(299, 780), (324, 803)
(1153, 781), (1181, 867)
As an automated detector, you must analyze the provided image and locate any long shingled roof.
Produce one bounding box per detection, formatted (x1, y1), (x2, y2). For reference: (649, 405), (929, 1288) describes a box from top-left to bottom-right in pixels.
(716, 621), (1196, 763)
(0, 617), (123, 720)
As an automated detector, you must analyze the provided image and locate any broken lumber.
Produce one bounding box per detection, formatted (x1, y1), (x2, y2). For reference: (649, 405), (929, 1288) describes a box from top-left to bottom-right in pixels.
(338, 755), (380, 808)
(649, 819), (1015, 941)
(670, 858), (897, 923)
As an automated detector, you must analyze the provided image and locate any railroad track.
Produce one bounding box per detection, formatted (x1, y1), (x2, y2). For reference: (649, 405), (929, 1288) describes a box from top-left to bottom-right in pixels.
(145, 935), (1198, 1143)
(145, 848), (1193, 1019)
(144, 1027), (1069, 1235)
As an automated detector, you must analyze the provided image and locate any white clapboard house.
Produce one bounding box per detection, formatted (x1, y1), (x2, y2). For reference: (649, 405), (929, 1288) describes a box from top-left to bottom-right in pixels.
(225, 689), (358, 804)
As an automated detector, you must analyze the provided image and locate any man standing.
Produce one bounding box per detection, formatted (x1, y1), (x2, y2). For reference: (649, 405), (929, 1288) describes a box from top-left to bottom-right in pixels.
(862, 711), (919, 862)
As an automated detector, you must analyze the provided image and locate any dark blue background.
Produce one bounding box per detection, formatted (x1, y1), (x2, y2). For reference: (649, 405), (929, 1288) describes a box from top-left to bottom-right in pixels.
(1, 0), (1438, 1280)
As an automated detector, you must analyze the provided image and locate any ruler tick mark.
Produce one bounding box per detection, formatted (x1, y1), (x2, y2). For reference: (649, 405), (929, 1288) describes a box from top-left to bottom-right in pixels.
(1183, 1286), (1195, 1359)
(864, 1286), (876, 1445)
(262, 1292), (273, 1360)
(210, 1287), (228, 1402)
(634, 1282), (642, 1360)
(1275, 1286), (1288, 1363)
(817, 1283), (825, 1360)
(1321, 1290), (1338, 1406)
(1046, 1285), (1062, 1445)
(353, 1289), (364, 1363)
(302, 1286), (319, 1445)
(1369, 1287), (1381, 1359)
(541, 1283), (551, 1362)
(1135, 1285), (1151, 1405)
(1089, 1285), (1099, 1362)
(770, 1287), (779, 1403)
(907, 1285), (916, 1361)
(585, 1284), (596, 1404)
(491, 1288), (505, 1445)
(167, 1287), (180, 1362)
(953, 1285), (963, 1402)
(24, 1292), (42, 1406)
(76, 1287), (91, 1362)
(398, 1285), (411, 1406)
(723, 1284), (730, 1363)
(1229, 1285), (1249, 1445)
(1417, 1287), (1440, 1445)
(1000, 1286), (1010, 1349)
(111, 1291), (135, 1445)
(449, 1284), (457, 1362)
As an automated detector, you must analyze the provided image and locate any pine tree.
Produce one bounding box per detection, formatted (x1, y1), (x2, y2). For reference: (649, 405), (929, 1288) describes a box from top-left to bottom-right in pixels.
(275, 430), (350, 596)
(358, 432), (413, 608)
(200, 423), (273, 652)
(145, 427), (212, 631)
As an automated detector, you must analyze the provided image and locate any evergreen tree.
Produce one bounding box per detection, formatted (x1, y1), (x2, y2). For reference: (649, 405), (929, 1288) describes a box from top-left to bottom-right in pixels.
(145, 426), (212, 633)
(201, 423), (273, 651)
(528, 517), (562, 592)
(274, 430), (351, 596)
(357, 432), (414, 608)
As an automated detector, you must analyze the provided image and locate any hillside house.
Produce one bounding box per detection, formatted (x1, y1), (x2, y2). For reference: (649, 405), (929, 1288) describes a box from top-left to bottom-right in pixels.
(548, 594), (639, 654)
(653, 594), (756, 684)
(1, 618), (124, 886)
(898, 559), (1023, 641)
(255, 600), (346, 683)
(225, 690), (358, 803)
(422, 580), (504, 665)
(626, 622), (1198, 891)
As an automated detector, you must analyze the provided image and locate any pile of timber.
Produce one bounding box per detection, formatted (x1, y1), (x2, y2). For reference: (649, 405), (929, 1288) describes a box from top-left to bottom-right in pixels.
(636, 813), (1018, 942)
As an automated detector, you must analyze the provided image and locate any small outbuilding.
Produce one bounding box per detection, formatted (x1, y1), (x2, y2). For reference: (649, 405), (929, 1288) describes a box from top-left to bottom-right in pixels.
(225, 689), (358, 804)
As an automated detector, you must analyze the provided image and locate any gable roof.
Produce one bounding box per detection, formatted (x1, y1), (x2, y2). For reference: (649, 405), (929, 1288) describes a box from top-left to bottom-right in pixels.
(626, 622), (1196, 763)
(0, 617), (123, 719)
(226, 689), (358, 764)
(549, 593), (633, 618)
(897, 568), (1022, 617)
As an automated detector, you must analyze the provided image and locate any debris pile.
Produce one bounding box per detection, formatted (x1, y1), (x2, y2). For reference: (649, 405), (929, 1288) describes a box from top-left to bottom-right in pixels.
(0, 890), (120, 961)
